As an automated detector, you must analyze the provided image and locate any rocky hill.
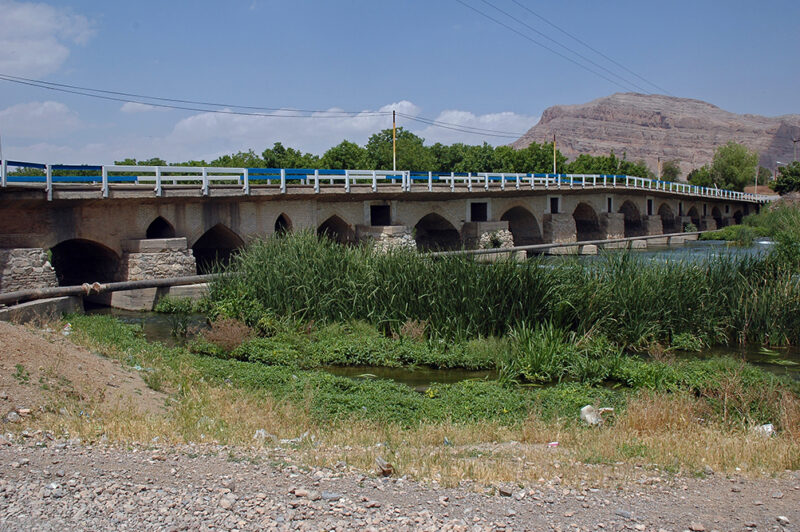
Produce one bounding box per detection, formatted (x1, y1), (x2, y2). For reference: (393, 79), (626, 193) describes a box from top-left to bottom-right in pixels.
(512, 93), (800, 178)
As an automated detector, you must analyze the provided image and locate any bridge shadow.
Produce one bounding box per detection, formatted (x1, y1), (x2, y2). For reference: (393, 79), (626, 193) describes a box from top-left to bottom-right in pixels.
(415, 213), (461, 251)
(192, 224), (244, 274)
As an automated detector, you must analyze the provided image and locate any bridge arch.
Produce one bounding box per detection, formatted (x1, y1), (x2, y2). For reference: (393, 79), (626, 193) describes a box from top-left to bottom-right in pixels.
(317, 215), (355, 244)
(711, 206), (723, 228)
(414, 213), (461, 251)
(500, 206), (542, 247)
(618, 200), (644, 237)
(274, 213), (292, 235)
(572, 202), (603, 242)
(50, 239), (120, 286)
(146, 216), (176, 239)
(192, 224), (244, 274)
(686, 206), (701, 229)
(658, 203), (679, 234)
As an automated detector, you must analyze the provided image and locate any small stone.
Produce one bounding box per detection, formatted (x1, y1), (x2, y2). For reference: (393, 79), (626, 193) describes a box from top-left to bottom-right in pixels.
(221, 478), (235, 491)
(219, 497), (233, 510)
(777, 516), (790, 526)
(731, 486), (741, 492)
(634, 525), (646, 531)
(321, 491), (342, 501)
(754, 500), (764, 506)
(17, 408), (31, 416)
(365, 500), (381, 508)
(497, 486), (513, 497)
(615, 509), (632, 520)
(6, 412), (21, 423)
(294, 488), (309, 498)
(689, 523), (705, 532)
(771, 490), (784, 499)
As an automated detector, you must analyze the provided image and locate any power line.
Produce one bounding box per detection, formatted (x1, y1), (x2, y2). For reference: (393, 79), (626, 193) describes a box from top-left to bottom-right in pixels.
(0, 73), (532, 139)
(396, 112), (526, 136)
(0, 73), (391, 116)
(509, 0), (672, 96)
(476, 0), (652, 94)
(0, 74), (390, 118)
(453, 0), (638, 93)
(397, 113), (523, 139)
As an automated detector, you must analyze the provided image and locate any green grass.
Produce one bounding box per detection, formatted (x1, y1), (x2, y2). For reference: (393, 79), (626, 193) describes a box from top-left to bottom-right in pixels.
(207, 231), (800, 348)
(67, 314), (799, 429)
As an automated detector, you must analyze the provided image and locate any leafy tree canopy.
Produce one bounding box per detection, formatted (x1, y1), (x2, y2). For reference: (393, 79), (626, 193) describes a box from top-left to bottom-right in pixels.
(710, 142), (758, 191)
(773, 161), (800, 195)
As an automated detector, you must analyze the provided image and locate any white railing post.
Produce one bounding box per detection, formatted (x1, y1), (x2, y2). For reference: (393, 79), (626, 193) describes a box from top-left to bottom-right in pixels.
(345, 169), (350, 193)
(570, 175), (574, 189)
(46, 164), (53, 201)
(450, 172), (455, 192)
(314, 169), (320, 193)
(428, 171), (433, 192)
(372, 170), (377, 192)
(625, 176), (630, 188)
(468, 172), (473, 192)
(201, 167), (209, 196)
(515, 173), (520, 190)
(603, 175), (607, 187)
(484, 173), (489, 191)
(101, 166), (108, 198)
(530, 174), (534, 190)
(280, 168), (286, 193)
(1, 158), (6, 187)
(155, 167), (162, 197)
(243, 168), (250, 195)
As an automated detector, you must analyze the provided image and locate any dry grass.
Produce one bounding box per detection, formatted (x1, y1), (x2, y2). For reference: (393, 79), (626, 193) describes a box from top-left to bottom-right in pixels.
(27, 386), (800, 489)
(200, 318), (254, 352)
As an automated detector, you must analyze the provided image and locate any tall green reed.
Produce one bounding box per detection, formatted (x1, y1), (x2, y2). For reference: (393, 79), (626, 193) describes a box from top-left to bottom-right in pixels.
(209, 231), (800, 347)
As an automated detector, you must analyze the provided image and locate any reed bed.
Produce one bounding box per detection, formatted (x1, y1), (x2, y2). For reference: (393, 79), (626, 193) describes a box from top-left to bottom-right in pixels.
(210, 232), (800, 347)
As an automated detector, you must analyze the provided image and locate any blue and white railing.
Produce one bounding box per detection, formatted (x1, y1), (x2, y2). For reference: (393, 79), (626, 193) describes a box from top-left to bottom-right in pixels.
(0, 159), (772, 203)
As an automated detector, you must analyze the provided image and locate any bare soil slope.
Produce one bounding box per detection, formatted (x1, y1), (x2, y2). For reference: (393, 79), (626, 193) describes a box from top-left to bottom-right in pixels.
(0, 320), (166, 418)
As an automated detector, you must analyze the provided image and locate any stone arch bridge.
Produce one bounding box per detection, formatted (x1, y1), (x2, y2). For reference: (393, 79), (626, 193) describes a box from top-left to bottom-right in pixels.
(0, 162), (768, 302)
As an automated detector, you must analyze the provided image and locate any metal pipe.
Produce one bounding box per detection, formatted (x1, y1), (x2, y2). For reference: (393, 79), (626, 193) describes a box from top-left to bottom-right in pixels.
(0, 274), (218, 307)
(429, 230), (710, 258)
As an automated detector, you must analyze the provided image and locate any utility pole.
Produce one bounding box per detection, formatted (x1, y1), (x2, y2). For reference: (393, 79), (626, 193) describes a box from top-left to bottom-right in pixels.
(392, 110), (397, 172)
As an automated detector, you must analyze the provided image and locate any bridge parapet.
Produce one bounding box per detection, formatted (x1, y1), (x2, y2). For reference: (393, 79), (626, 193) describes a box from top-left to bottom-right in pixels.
(1, 159), (773, 204)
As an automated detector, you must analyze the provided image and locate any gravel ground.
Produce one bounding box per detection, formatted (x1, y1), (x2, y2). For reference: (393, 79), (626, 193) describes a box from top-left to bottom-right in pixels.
(0, 436), (797, 531)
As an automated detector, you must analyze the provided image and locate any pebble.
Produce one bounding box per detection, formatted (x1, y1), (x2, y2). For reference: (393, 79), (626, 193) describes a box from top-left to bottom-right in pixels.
(0, 441), (795, 530)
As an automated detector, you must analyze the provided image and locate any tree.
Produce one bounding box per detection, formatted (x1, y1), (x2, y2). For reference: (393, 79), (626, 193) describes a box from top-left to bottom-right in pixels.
(773, 161), (800, 195)
(660, 159), (681, 181)
(262, 142), (319, 169)
(364, 128), (434, 170)
(210, 149), (262, 168)
(687, 165), (713, 187)
(709, 142), (758, 191)
(757, 166), (771, 185)
(320, 140), (367, 169)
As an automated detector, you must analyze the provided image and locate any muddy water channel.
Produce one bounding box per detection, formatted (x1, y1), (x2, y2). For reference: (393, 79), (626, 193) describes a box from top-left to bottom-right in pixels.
(84, 239), (798, 388)
(87, 308), (799, 388)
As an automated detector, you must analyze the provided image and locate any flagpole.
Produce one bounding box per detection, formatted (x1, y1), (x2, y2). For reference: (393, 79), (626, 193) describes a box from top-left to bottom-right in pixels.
(392, 110), (397, 172)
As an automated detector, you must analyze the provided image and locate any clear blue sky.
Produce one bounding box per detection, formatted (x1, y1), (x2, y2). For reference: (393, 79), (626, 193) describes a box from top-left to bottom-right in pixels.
(1, 0), (798, 164)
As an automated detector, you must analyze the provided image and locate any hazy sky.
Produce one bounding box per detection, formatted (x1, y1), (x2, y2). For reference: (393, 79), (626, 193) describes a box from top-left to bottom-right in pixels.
(1, 0), (798, 164)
